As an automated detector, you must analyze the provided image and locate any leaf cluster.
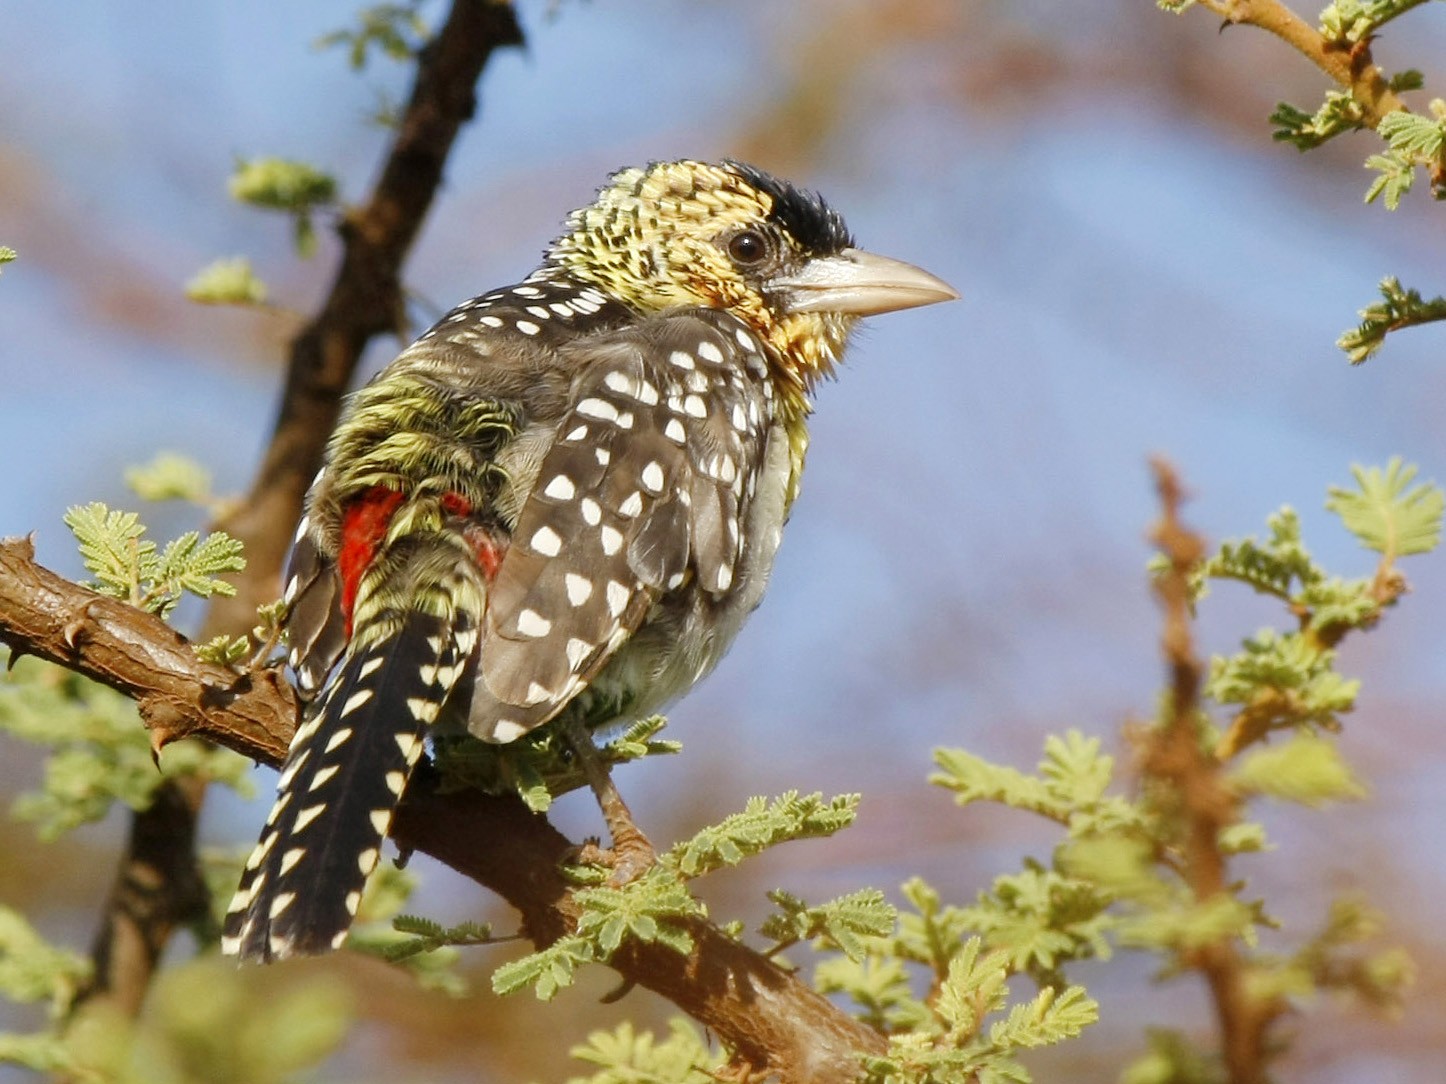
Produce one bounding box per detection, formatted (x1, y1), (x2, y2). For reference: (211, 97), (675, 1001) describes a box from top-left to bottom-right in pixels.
(1317, 0), (1431, 44)
(493, 792), (859, 1001)
(186, 258), (268, 307)
(227, 156), (339, 259)
(315, 2), (429, 69)
(433, 713), (680, 813)
(63, 502), (245, 618)
(0, 653), (252, 839)
(1270, 91), (1364, 150)
(1166, 0), (1446, 358)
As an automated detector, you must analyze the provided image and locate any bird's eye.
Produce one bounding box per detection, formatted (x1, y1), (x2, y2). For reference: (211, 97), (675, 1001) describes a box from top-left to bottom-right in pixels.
(726, 229), (769, 266)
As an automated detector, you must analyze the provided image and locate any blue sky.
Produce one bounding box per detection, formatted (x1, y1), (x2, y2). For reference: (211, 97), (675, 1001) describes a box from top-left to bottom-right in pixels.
(4, 2), (1446, 1080)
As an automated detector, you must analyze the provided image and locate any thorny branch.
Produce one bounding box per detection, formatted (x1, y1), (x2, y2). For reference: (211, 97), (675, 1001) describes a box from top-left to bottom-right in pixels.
(75, 0), (526, 1020)
(1145, 459), (1286, 1084)
(1193, 0), (1406, 127)
(0, 536), (886, 1083)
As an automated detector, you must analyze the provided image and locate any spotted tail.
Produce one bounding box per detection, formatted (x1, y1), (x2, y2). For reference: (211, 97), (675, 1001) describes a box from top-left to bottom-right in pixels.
(222, 572), (479, 962)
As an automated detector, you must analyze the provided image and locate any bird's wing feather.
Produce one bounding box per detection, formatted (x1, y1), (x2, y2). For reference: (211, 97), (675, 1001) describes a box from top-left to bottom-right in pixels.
(468, 312), (771, 740)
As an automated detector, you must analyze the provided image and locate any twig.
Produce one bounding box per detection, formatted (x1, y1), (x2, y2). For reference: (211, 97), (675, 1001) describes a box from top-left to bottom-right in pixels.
(1146, 458), (1285, 1084)
(211, 0), (525, 630)
(1195, 0), (1405, 127)
(73, 0), (525, 1019)
(0, 536), (886, 1082)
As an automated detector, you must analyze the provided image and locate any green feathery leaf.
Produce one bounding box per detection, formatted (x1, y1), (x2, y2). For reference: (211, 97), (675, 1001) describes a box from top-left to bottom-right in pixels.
(666, 791), (857, 877)
(1325, 458), (1444, 557)
(1338, 277), (1446, 363)
(1230, 732), (1367, 806)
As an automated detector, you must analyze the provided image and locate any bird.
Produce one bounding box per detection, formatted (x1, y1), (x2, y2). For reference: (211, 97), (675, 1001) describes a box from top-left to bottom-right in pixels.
(221, 158), (958, 962)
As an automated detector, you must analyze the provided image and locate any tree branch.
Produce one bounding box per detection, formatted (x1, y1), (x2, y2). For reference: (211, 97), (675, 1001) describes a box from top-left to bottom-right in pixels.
(1195, 0), (1405, 127)
(1146, 460), (1285, 1084)
(213, 0), (526, 629)
(0, 536), (886, 1082)
(72, 0), (525, 1018)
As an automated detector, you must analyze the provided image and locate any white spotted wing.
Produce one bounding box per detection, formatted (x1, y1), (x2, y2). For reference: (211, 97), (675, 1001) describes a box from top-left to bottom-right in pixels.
(468, 311), (774, 741)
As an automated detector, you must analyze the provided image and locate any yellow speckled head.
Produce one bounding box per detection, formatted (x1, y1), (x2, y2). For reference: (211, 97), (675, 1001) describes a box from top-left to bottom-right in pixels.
(545, 159), (957, 404)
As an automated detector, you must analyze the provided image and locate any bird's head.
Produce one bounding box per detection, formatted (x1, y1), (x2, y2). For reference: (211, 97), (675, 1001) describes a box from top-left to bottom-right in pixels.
(545, 159), (957, 395)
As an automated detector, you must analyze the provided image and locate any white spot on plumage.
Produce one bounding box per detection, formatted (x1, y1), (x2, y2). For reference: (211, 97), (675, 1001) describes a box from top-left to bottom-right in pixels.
(595, 448), (611, 466)
(481, 314), (504, 328)
(514, 285), (542, 298)
(669, 349), (695, 370)
(684, 395), (708, 418)
(226, 881), (255, 912)
(341, 689), (374, 716)
(717, 455), (738, 483)
(265, 792), (292, 823)
(664, 418), (686, 444)
(697, 340), (724, 364)
(604, 370), (638, 397)
(731, 403), (748, 431)
(492, 719), (528, 742)
(667, 571), (686, 589)
(406, 696), (440, 722)
(526, 305), (550, 319)
(294, 516), (311, 543)
(544, 474), (576, 500)
(358, 848), (379, 874)
(735, 328), (755, 350)
(525, 681), (552, 704)
(359, 656), (385, 679)
(637, 380), (659, 405)
(369, 809), (391, 836)
(247, 830), (279, 868)
(309, 765), (340, 790)
(396, 732), (422, 760)
(291, 713), (323, 746)
(580, 497), (602, 525)
(516, 320), (541, 335)
(517, 608), (552, 637)
(269, 892), (297, 919)
(566, 637), (592, 667)
(605, 580), (629, 616)
(577, 397), (617, 422)
(531, 525), (563, 556)
(618, 491), (643, 518)
(600, 525), (624, 555)
(294, 804), (326, 832)
(283, 576), (301, 604)
(550, 302), (574, 316)
(455, 628), (477, 657)
(280, 848), (306, 875)
(385, 770), (406, 795)
(276, 751), (309, 792)
(716, 564), (734, 591)
(615, 410), (635, 430)
(565, 424), (588, 442)
(565, 573), (593, 605)
(641, 461), (665, 492)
